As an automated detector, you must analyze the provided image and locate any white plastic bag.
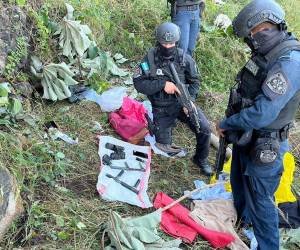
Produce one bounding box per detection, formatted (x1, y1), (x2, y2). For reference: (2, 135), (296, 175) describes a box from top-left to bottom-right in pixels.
(83, 87), (127, 112)
(98, 87), (127, 112)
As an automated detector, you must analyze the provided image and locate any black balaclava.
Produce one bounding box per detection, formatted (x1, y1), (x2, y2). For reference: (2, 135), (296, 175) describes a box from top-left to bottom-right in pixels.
(245, 28), (287, 55)
(158, 43), (177, 59)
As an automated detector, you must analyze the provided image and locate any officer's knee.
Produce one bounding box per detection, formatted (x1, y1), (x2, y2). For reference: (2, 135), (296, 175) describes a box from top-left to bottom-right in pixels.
(198, 117), (211, 134)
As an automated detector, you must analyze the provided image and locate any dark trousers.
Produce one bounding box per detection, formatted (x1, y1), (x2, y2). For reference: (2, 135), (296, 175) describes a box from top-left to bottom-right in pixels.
(231, 145), (282, 250)
(153, 105), (210, 160)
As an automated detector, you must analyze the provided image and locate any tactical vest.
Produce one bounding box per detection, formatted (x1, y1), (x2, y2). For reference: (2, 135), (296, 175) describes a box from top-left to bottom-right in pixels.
(175, 0), (201, 6)
(237, 39), (300, 130)
(146, 47), (187, 107)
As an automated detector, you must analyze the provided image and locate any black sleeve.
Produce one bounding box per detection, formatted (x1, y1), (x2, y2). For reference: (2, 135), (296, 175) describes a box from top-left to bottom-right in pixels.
(185, 54), (200, 100)
(133, 56), (166, 96)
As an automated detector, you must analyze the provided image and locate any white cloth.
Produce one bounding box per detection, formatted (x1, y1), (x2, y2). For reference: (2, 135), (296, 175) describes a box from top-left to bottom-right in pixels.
(96, 136), (152, 208)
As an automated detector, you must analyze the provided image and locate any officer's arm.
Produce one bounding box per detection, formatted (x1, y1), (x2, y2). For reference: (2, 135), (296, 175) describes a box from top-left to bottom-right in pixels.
(220, 61), (300, 131)
(133, 59), (166, 96)
(185, 55), (201, 100)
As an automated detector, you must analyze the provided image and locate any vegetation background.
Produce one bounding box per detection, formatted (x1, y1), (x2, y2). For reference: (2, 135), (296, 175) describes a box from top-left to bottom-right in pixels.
(1, 0), (299, 249)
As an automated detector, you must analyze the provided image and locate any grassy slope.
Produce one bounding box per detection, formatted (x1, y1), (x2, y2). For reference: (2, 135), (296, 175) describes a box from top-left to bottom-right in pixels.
(0, 0), (299, 249)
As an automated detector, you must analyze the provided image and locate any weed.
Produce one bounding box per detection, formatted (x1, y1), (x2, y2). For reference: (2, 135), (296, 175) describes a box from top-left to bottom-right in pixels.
(3, 37), (28, 82)
(27, 6), (52, 60)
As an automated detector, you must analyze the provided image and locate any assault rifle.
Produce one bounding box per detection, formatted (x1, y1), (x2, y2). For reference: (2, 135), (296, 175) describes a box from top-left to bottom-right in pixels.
(169, 62), (201, 133)
(215, 87), (253, 178)
(215, 135), (228, 179)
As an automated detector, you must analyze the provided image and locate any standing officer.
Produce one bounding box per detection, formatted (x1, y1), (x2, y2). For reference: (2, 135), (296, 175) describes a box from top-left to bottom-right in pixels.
(133, 22), (212, 176)
(216, 1), (300, 249)
(168, 0), (205, 56)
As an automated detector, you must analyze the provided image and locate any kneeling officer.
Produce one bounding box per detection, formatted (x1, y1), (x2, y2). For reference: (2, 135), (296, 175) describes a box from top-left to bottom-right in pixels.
(133, 22), (212, 176)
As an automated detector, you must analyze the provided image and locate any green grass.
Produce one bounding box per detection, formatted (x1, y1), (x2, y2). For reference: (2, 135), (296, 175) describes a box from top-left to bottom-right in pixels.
(0, 0), (299, 249)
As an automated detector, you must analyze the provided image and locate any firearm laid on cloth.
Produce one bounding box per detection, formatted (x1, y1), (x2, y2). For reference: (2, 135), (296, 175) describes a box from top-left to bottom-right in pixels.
(169, 62), (201, 133)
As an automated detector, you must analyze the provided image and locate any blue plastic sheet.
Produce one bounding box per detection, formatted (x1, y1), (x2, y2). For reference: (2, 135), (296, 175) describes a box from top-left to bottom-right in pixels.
(186, 180), (232, 200)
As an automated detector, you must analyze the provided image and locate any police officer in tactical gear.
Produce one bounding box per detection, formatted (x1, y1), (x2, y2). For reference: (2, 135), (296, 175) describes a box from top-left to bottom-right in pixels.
(216, 1), (300, 249)
(134, 22), (212, 176)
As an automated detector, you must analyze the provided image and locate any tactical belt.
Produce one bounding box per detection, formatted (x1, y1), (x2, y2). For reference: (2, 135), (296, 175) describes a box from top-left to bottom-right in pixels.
(255, 124), (292, 141)
(177, 4), (199, 11)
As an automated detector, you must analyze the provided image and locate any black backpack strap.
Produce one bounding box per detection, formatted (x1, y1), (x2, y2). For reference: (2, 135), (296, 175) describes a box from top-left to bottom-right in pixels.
(176, 48), (186, 67)
(265, 39), (300, 63)
(147, 47), (158, 77)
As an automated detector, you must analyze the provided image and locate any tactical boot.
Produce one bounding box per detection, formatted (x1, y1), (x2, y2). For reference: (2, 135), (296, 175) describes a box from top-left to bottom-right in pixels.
(155, 143), (187, 157)
(193, 157), (213, 176)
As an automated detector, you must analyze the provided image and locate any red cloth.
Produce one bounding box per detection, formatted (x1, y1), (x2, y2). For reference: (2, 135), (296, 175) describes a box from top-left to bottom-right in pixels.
(154, 192), (235, 248)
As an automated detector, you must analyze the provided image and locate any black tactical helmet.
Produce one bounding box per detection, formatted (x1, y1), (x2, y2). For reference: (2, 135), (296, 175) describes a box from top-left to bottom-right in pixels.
(233, 0), (286, 38)
(155, 22), (180, 44)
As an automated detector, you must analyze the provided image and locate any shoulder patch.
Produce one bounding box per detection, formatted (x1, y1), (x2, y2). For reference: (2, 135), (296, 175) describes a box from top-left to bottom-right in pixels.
(265, 72), (288, 95)
(262, 71), (289, 100)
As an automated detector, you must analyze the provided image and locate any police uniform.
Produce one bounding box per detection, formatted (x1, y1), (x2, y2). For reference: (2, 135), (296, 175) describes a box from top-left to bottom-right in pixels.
(133, 46), (211, 168)
(219, 1), (300, 249)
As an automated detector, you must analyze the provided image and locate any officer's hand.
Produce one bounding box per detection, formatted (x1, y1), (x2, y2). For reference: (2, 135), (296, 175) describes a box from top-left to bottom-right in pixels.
(183, 103), (196, 116)
(164, 81), (181, 95)
(183, 107), (189, 116)
(216, 121), (226, 137)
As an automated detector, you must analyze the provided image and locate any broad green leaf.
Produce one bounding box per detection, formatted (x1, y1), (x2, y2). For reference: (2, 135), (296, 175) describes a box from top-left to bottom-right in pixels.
(0, 83), (11, 94)
(0, 119), (11, 126)
(0, 97), (9, 106)
(116, 57), (128, 64)
(31, 59), (78, 101)
(31, 56), (43, 72)
(56, 4), (92, 58)
(113, 53), (124, 60)
(9, 99), (23, 115)
(114, 53), (128, 64)
(0, 87), (8, 97)
(65, 3), (74, 20)
(106, 55), (128, 77)
(88, 42), (99, 60)
(81, 56), (105, 78)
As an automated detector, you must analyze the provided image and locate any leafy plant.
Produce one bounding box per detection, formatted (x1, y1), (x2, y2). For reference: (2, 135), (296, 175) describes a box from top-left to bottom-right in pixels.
(3, 37), (28, 82)
(28, 7), (52, 59)
(87, 74), (110, 94)
(81, 50), (128, 78)
(55, 3), (92, 59)
(31, 56), (78, 101)
(0, 83), (23, 119)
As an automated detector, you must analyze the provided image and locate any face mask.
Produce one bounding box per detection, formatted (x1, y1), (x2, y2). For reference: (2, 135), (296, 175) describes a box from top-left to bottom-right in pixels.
(246, 28), (286, 54)
(158, 44), (177, 58)
(244, 37), (257, 51)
